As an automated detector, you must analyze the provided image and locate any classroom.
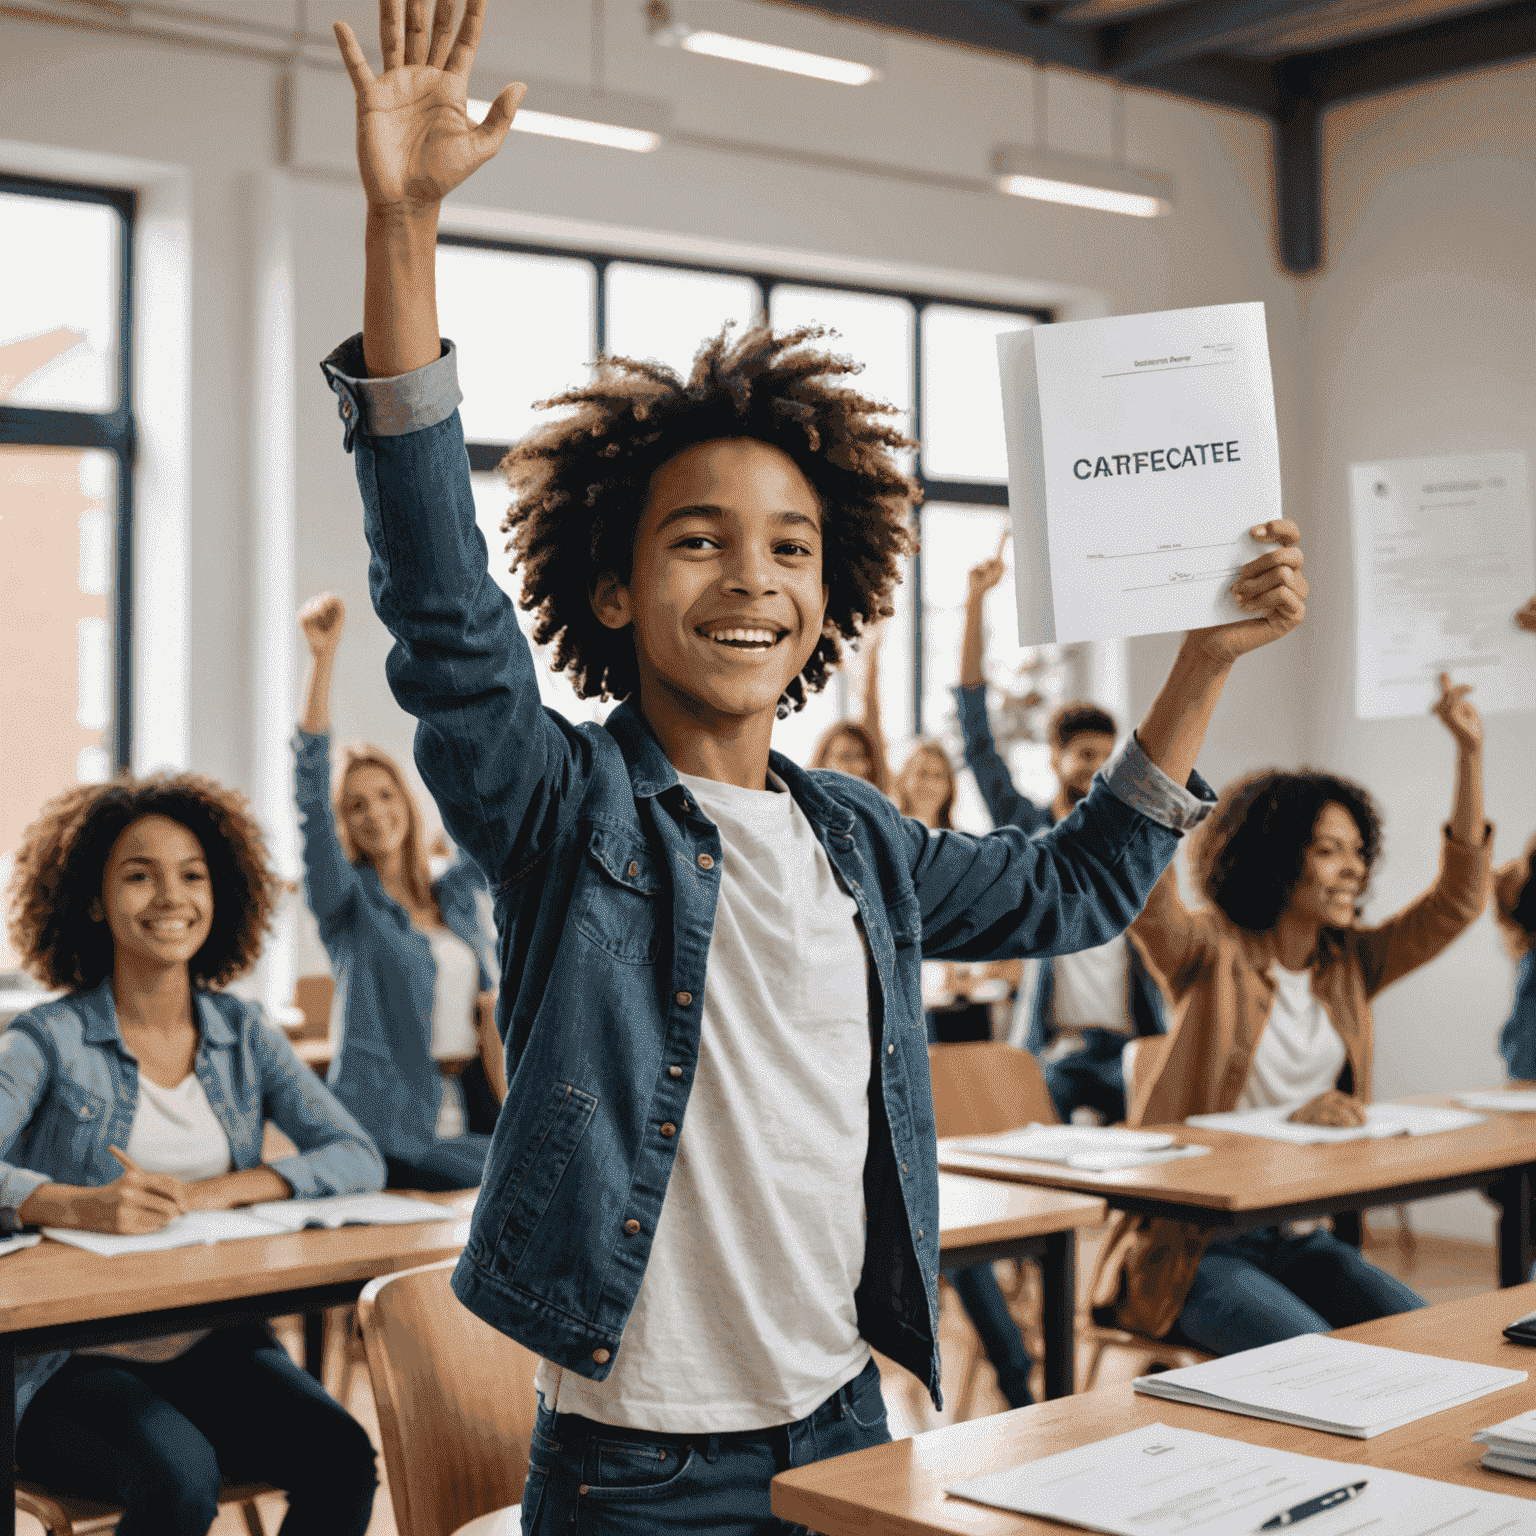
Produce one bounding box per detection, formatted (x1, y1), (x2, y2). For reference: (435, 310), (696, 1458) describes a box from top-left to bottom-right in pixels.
(0, 2), (1533, 1534)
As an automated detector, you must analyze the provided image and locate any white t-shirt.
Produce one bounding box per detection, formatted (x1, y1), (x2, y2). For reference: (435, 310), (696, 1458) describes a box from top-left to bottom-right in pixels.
(1236, 964), (1348, 1112)
(1050, 936), (1133, 1034)
(428, 926), (481, 1060)
(536, 770), (873, 1431)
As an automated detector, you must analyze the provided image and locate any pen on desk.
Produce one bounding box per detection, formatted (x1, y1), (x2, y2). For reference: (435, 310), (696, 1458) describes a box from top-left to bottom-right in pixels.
(1257, 1481), (1367, 1530)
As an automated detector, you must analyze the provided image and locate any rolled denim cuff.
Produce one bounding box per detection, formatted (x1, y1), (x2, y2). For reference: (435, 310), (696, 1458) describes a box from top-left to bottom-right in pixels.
(0, 1166), (51, 1213)
(952, 683), (991, 746)
(319, 333), (463, 450)
(1102, 732), (1215, 834)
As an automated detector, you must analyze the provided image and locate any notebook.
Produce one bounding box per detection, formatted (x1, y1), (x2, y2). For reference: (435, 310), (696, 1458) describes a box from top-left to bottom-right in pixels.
(1184, 1102), (1484, 1144)
(946, 1123), (1210, 1172)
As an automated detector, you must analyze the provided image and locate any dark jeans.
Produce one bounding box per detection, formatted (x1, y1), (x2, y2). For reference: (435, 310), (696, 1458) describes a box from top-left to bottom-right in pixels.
(1173, 1226), (1426, 1356)
(462, 1055), (501, 1133)
(521, 1356), (891, 1535)
(383, 1128), (494, 1191)
(1043, 1030), (1129, 1124)
(947, 1262), (1033, 1408)
(15, 1325), (376, 1536)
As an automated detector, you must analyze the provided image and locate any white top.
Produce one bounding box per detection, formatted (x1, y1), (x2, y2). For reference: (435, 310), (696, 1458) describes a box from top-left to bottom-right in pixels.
(1236, 964), (1348, 1112)
(1050, 935), (1133, 1034)
(428, 926), (481, 1060)
(536, 770), (872, 1431)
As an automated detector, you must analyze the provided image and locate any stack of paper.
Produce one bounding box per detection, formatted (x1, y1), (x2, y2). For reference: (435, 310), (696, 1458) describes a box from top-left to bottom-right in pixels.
(946, 1123), (1211, 1172)
(1184, 1102), (1485, 1144)
(1133, 1334), (1525, 1437)
(1457, 1090), (1536, 1113)
(1474, 1408), (1536, 1478)
(245, 1192), (458, 1231)
(947, 1422), (1536, 1536)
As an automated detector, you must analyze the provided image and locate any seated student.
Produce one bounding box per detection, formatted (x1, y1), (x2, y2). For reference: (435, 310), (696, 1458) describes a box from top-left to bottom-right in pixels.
(1, 773), (382, 1536)
(1092, 673), (1489, 1357)
(955, 554), (1167, 1124)
(1495, 835), (1536, 1081)
(323, 4), (1305, 1522)
(294, 592), (505, 1192)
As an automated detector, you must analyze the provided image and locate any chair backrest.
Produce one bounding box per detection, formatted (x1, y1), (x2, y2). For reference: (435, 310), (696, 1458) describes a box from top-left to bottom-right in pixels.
(1122, 1033), (1176, 1126)
(928, 1041), (1059, 1139)
(357, 1260), (540, 1536)
(292, 974), (334, 1039)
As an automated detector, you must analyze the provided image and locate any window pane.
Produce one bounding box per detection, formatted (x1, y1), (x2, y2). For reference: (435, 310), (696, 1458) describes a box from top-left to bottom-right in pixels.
(921, 305), (1037, 483)
(0, 192), (120, 412)
(1, 446), (116, 967)
(606, 264), (760, 380)
(437, 246), (595, 445)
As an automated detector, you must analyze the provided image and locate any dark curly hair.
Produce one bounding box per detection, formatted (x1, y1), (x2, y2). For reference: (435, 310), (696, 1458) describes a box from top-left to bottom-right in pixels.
(501, 322), (920, 715)
(1196, 770), (1383, 935)
(1048, 701), (1117, 750)
(6, 774), (279, 991)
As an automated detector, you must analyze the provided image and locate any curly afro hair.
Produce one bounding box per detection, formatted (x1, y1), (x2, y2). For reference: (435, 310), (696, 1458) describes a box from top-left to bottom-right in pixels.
(1048, 702), (1118, 750)
(500, 322), (920, 715)
(1196, 769), (1383, 936)
(6, 774), (279, 992)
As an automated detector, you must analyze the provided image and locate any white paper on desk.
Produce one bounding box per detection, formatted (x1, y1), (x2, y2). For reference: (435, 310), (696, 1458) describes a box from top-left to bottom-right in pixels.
(1184, 1102), (1485, 1144)
(947, 1422), (1536, 1536)
(946, 1124), (1209, 1171)
(244, 1193), (456, 1231)
(0, 1233), (40, 1258)
(1133, 1333), (1525, 1437)
(1349, 451), (1535, 722)
(42, 1210), (283, 1256)
(1458, 1090), (1536, 1113)
(997, 302), (1282, 645)
(1474, 1406), (1536, 1455)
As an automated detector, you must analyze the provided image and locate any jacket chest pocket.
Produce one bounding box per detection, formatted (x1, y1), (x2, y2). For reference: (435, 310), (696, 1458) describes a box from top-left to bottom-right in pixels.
(574, 829), (663, 966)
(43, 1077), (111, 1165)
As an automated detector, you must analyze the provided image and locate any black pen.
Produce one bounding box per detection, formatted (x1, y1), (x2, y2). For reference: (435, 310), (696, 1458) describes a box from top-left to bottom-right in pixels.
(1256, 1481), (1367, 1530)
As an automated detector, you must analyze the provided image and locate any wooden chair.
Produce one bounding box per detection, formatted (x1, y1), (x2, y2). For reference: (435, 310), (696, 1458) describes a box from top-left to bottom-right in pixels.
(356, 1260), (538, 1536)
(16, 1479), (272, 1535)
(291, 974), (334, 1039)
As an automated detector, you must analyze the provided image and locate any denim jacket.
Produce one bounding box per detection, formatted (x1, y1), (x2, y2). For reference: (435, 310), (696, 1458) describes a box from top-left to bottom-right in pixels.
(0, 979), (385, 1424)
(954, 683), (1168, 1052)
(294, 728), (494, 1158)
(1499, 952), (1536, 1083)
(320, 333), (1211, 1405)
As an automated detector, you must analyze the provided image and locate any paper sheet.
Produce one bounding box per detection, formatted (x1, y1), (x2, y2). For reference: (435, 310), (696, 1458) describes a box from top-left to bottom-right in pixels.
(1184, 1102), (1484, 1144)
(43, 1209), (284, 1257)
(1349, 451), (1535, 721)
(245, 1192), (455, 1231)
(997, 302), (1282, 645)
(1133, 1334), (1525, 1438)
(946, 1124), (1210, 1171)
(947, 1422), (1536, 1536)
(1456, 1090), (1536, 1113)
(0, 1233), (40, 1258)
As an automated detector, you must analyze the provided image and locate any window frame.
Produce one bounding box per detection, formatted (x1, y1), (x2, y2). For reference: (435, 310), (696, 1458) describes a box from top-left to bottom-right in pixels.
(438, 233), (1049, 733)
(0, 171), (136, 772)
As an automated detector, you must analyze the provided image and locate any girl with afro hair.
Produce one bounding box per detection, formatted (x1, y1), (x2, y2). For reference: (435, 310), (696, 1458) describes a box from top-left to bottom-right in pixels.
(320, 4), (1309, 1527)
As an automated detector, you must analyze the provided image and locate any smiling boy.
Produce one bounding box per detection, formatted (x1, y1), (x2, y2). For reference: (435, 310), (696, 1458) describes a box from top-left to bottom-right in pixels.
(321, 5), (1309, 1530)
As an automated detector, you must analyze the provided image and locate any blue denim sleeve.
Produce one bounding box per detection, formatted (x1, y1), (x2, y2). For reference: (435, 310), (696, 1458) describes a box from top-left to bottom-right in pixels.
(1500, 953), (1536, 1082)
(250, 1013), (386, 1196)
(320, 334), (587, 887)
(293, 729), (361, 927)
(952, 684), (1051, 834)
(0, 1028), (54, 1211)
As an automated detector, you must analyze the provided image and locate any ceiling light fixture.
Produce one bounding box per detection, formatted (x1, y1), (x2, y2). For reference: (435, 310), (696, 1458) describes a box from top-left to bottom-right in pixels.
(648, 2), (883, 86)
(992, 145), (1174, 218)
(468, 80), (668, 154)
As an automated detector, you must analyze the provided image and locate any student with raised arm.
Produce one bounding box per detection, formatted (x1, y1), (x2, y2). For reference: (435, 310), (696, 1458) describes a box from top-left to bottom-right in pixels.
(294, 591), (504, 1191)
(1092, 674), (1490, 1356)
(957, 553), (1168, 1124)
(323, 4), (1306, 1524)
(1494, 834), (1536, 1081)
(810, 617), (892, 792)
(1, 775), (382, 1536)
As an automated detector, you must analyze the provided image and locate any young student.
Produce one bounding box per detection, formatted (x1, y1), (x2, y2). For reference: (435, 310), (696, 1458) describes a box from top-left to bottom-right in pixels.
(1, 774), (382, 1536)
(294, 591), (505, 1191)
(1092, 673), (1489, 1356)
(893, 740), (957, 830)
(324, 4), (1307, 1523)
(956, 554), (1168, 1124)
(1495, 835), (1536, 1081)
(809, 620), (891, 793)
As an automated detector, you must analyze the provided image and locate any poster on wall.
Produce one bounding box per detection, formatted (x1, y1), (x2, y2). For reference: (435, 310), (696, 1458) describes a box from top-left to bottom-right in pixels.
(996, 301), (1283, 645)
(1348, 451), (1535, 722)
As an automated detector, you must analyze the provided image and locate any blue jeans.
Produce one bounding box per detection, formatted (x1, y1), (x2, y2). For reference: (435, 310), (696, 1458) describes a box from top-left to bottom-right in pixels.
(947, 1264), (1033, 1408)
(15, 1325), (377, 1536)
(383, 1129), (494, 1191)
(521, 1357), (891, 1535)
(1173, 1226), (1426, 1356)
(1043, 1030), (1128, 1124)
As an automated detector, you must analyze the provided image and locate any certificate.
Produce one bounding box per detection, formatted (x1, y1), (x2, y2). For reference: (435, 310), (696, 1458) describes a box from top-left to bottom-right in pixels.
(998, 302), (1283, 645)
(1348, 451), (1535, 721)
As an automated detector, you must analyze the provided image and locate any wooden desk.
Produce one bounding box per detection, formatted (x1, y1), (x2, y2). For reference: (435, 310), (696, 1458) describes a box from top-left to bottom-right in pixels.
(0, 1190), (475, 1535)
(940, 1091), (1536, 1288)
(939, 1175), (1104, 1402)
(773, 1281), (1536, 1534)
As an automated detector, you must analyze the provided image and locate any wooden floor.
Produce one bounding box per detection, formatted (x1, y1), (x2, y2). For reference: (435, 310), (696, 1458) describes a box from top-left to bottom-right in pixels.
(16, 1218), (1504, 1536)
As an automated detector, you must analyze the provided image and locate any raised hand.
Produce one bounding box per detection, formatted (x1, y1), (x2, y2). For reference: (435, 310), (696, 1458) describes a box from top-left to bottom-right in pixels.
(1516, 596), (1536, 633)
(1432, 672), (1483, 754)
(966, 556), (1008, 602)
(334, 0), (525, 217)
(299, 592), (347, 657)
(1188, 519), (1307, 664)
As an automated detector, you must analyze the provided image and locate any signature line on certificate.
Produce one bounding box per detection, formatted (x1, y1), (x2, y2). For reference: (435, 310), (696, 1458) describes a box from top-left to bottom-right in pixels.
(1101, 362), (1237, 378)
(1123, 566), (1242, 593)
(1087, 540), (1240, 560)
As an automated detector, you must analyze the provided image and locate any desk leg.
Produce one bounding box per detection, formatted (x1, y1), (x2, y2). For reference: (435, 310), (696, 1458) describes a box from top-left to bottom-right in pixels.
(304, 1311), (325, 1383)
(1332, 1210), (1363, 1248)
(1040, 1231), (1075, 1401)
(3, 1340), (16, 1536)
(1494, 1167), (1534, 1289)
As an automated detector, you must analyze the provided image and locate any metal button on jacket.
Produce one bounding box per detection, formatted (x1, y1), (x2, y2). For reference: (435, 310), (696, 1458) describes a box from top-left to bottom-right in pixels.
(592, 1348), (610, 1364)
(667, 1065), (682, 1078)
(696, 853), (714, 870)
(675, 990), (692, 1006)
(660, 1122), (676, 1137)
(624, 1219), (641, 1235)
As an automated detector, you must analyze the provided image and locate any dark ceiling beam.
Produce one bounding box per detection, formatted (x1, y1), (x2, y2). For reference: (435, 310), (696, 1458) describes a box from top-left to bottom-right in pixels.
(1125, 53), (1281, 116)
(1290, 0), (1536, 103)
(1103, 0), (1330, 77)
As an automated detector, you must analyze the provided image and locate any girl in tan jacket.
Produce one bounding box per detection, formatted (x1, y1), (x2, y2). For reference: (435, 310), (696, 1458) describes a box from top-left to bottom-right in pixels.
(1094, 675), (1489, 1354)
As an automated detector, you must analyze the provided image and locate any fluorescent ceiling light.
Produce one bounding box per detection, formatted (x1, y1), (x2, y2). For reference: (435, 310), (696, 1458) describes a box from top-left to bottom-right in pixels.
(467, 80), (668, 154)
(677, 31), (877, 85)
(650, 3), (884, 85)
(993, 145), (1173, 219)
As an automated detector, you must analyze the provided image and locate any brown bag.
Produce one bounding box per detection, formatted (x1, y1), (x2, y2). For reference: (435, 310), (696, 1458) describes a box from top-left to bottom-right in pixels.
(1089, 1212), (1211, 1339)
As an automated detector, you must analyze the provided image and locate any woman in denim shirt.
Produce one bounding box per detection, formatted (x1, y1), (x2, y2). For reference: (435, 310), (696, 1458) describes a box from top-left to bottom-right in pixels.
(1496, 835), (1536, 1081)
(1, 773), (382, 1536)
(294, 592), (504, 1191)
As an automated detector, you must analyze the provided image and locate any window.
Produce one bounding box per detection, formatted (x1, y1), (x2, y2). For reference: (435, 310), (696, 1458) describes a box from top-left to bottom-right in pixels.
(437, 235), (1063, 817)
(1, 174), (134, 968)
